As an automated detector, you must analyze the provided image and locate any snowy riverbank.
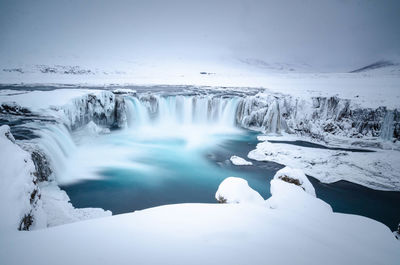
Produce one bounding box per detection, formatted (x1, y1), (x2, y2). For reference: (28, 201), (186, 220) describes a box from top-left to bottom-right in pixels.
(1, 169), (399, 265)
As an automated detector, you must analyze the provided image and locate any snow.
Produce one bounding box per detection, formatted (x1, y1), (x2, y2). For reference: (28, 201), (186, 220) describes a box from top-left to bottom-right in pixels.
(39, 182), (111, 227)
(0, 125), (46, 231)
(267, 178), (331, 213)
(273, 166), (316, 197)
(215, 177), (265, 204)
(1, 62), (400, 109)
(0, 89), (104, 112)
(0, 125), (112, 230)
(0, 176), (399, 265)
(230, 155), (253, 166)
(248, 136), (400, 191)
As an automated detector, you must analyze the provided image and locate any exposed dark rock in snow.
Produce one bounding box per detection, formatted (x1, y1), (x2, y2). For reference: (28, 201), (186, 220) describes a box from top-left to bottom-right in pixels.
(0, 103), (32, 116)
(36, 65), (93, 75)
(31, 149), (53, 182)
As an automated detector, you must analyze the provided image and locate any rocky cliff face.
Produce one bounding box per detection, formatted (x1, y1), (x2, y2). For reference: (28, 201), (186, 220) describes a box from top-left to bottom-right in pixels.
(57, 91), (127, 130)
(236, 92), (400, 143)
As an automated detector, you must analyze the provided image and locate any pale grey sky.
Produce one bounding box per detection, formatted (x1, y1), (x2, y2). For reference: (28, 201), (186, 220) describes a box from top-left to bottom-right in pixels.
(0, 0), (399, 71)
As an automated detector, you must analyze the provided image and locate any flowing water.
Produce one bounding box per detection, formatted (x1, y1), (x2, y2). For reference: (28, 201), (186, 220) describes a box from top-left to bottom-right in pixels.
(6, 92), (398, 231)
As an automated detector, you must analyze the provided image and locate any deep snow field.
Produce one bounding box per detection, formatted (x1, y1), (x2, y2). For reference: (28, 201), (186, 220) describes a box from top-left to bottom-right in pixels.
(1, 67), (400, 265)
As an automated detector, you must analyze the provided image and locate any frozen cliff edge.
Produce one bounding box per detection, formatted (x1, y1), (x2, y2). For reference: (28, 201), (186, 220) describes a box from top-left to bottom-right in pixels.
(236, 92), (400, 147)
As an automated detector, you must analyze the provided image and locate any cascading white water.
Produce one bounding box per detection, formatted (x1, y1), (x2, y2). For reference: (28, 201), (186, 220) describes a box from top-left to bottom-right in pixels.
(381, 111), (394, 141)
(33, 123), (77, 179)
(27, 94), (242, 184)
(126, 95), (240, 128)
(125, 97), (151, 127)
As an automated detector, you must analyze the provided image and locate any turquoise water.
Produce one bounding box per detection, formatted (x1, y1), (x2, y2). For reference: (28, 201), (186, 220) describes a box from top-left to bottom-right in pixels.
(61, 124), (400, 231)
(62, 129), (280, 213)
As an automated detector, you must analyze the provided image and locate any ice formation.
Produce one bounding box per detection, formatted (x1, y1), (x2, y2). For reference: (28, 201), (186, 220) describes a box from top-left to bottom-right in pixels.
(230, 155), (253, 166)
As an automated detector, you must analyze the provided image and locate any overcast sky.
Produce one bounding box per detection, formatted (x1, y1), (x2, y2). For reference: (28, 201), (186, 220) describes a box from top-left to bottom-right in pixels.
(1, 0), (399, 71)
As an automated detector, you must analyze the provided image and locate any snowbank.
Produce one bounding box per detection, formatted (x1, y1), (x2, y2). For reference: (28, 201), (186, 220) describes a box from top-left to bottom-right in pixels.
(0, 125), (46, 231)
(248, 138), (400, 190)
(215, 177), (264, 204)
(230, 155), (253, 166)
(39, 183), (111, 227)
(0, 176), (399, 265)
(273, 166), (316, 196)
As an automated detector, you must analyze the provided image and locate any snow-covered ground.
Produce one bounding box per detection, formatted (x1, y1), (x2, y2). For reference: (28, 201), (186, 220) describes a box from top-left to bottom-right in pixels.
(1, 60), (400, 109)
(1, 173), (399, 265)
(248, 135), (400, 190)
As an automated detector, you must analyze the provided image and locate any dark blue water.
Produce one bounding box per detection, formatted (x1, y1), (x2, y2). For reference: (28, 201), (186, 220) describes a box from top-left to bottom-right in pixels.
(268, 140), (375, 152)
(62, 130), (400, 231)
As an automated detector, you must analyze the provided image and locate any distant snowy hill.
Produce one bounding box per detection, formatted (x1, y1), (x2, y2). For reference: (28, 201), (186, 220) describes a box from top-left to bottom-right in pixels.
(349, 60), (400, 74)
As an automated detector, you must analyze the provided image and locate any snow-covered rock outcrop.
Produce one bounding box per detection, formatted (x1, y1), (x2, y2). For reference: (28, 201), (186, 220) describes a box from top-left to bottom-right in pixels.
(215, 177), (264, 204)
(0, 125), (46, 230)
(267, 173), (333, 213)
(55, 90), (127, 130)
(236, 92), (400, 143)
(273, 166), (316, 196)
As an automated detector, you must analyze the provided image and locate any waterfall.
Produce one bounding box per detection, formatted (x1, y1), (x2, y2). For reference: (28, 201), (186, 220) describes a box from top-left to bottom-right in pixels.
(262, 101), (281, 134)
(381, 110), (394, 141)
(125, 97), (151, 127)
(33, 123), (77, 180)
(125, 95), (240, 128)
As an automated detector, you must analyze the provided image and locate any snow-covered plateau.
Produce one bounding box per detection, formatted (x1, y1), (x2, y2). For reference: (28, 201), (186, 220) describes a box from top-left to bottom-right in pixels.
(0, 69), (399, 264)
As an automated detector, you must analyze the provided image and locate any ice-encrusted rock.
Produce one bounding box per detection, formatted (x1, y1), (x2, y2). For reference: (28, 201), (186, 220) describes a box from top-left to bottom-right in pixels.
(30, 149), (53, 182)
(273, 166), (316, 197)
(42, 91), (128, 130)
(215, 177), (264, 204)
(230, 155), (253, 166)
(59, 91), (117, 129)
(236, 92), (400, 141)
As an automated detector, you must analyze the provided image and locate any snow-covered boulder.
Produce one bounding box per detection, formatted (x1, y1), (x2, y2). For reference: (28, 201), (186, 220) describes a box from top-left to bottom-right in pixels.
(0, 125), (46, 231)
(230, 155), (253, 166)
(267, 177), (332, 213)
(273, 166), (316, 196)
(215, 177), (264, 204)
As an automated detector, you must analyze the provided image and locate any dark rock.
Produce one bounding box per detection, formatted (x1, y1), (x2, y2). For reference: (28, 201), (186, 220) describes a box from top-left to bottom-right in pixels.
(31, 150), (52, 182)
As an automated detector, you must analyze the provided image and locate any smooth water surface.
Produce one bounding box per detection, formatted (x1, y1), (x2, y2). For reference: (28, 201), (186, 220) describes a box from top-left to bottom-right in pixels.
(62, 127), (400, 230)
